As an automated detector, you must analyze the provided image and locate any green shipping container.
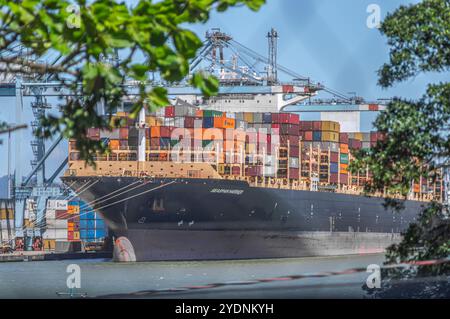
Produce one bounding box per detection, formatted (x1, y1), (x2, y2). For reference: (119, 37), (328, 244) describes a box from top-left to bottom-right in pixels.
(202, 140), (213, 147)
(340, 153), (349, 164)
(203, 110), (223, 118)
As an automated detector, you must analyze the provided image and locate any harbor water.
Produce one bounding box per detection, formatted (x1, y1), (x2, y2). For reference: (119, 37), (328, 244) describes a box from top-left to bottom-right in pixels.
(0, 254), (387, 299)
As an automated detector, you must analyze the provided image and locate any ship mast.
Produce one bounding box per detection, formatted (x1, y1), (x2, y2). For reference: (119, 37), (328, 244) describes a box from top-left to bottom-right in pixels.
(267, 28), (278, 85)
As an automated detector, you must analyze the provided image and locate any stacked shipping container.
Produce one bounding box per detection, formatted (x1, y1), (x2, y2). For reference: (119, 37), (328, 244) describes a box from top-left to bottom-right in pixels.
(71, 105), (442, 200)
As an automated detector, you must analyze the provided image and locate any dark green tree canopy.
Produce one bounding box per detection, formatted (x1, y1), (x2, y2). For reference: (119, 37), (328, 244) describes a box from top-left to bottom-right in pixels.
(0, 0), (265, 163)
(352, 0), (450, 275)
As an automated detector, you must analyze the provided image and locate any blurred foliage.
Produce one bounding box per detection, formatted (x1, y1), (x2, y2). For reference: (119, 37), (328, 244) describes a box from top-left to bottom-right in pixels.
(0, 0), (265, 165)
(351, 0), (450, 281)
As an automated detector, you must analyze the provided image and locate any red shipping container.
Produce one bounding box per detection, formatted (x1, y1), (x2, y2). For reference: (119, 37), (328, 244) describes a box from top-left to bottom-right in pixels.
(184, 116), (195, 128)
(349, 138), (362, 149)
(330, 173), (339, 183)
(289, 146), (299, 157)
(55, 210), (68, 219)
(289, 135), (299, 146)
(288, 113), (300, 124)
(282, 85), (294, 93)
(232, 166), (241, 175)
(271, 113), (279, 124)
(289, 168), (299, 179)
(160, 126), (172, 138)
(339, 133), (349, 144)
(330, 152), (339, 162)
(119, 128), (129, 139)
(304, 131), (313, 141)
(87, 128), (100, 138)
(165, 106), (175, 117)
(278, 113), (290, 124)
(300, 121), (313, 131)
(369, 104), (379, 111)
(370, 132), (377, 142)
(245, 166), (262, 176)
(340, 173), (348, 184)
(313, 121), (322, 130)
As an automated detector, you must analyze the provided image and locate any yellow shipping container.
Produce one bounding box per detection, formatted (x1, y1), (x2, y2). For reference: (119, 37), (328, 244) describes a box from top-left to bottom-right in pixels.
(67, 205), (79, 214)
(116, 111), (128, 117)
(321, 131), (339, 142)
(321, 121), (340, 133)
(217, 164), (225, 174)
(354, 133), (363, 141)
(0, 209), (14, 220)
(146, 116), (160, 127)
(43, 239), (56, 251)
(74, 232), (80, 240)
(244, 112), (254, 123)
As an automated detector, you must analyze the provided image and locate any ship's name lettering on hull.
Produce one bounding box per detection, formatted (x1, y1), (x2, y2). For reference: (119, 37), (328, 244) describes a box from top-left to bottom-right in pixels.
(210, 188), (244, 195)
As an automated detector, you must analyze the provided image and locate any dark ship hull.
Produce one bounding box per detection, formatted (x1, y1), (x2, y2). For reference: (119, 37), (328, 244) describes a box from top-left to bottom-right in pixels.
(62, 176), (424, 261)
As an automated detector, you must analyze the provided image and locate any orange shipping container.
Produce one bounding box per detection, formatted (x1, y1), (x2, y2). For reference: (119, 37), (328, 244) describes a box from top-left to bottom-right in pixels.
(195, 109), (204, 117)
(151, 126), (161, 137)
(340, 163), (348, 174)
(67, 205), (79, 214)
(213, 117), (235, 129)
(340, 143), (349, 154)
(109, 139), (120, 150)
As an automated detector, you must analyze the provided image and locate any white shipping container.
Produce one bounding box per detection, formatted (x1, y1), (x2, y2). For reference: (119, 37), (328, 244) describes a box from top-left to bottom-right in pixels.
(0, 219), (14, 229)
(55, 228), (68, 240)
(174, 117), (185, 127)
(45, 209), (56, 220)
(44, 220), (68, 240)
(289, 157), (299, 168)
(164, 118), (175, 126)
(1, 229), (14, 240)
(320, 112), (361, 133)
(263, 166), (276, 177)
(42, 229), (55, 239)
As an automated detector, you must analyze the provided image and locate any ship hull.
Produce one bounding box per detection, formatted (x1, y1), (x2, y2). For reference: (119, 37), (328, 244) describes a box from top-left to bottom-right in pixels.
(62, 176), (424, 261)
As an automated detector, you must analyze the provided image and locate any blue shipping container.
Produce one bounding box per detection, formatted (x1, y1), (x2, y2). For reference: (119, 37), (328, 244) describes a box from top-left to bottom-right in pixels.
(96, 219), (105, 228)
(80, 219), (87, 228)
(263, 113), (272, 124)
(96, 229), (106, 238)
(203, 117), (214, 128)
(81, 211), (95, 220)
(313, 131), (322, 141)
(330, 163), (339, 173)
(87, 230), (95, 239)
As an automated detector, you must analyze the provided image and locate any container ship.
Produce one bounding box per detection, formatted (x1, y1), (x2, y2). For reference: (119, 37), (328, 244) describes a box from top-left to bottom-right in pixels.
(61, 101), (442, 261)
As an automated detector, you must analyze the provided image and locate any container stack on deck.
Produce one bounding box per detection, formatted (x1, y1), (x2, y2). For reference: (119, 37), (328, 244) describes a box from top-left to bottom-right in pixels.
(68, 104), (443, 201)
(39, 198), (107, 252)
(0, 200), (14, 246)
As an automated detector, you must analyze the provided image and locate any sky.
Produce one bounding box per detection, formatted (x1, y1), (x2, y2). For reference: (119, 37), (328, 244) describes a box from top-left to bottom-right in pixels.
(0, 0), (448, 181)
